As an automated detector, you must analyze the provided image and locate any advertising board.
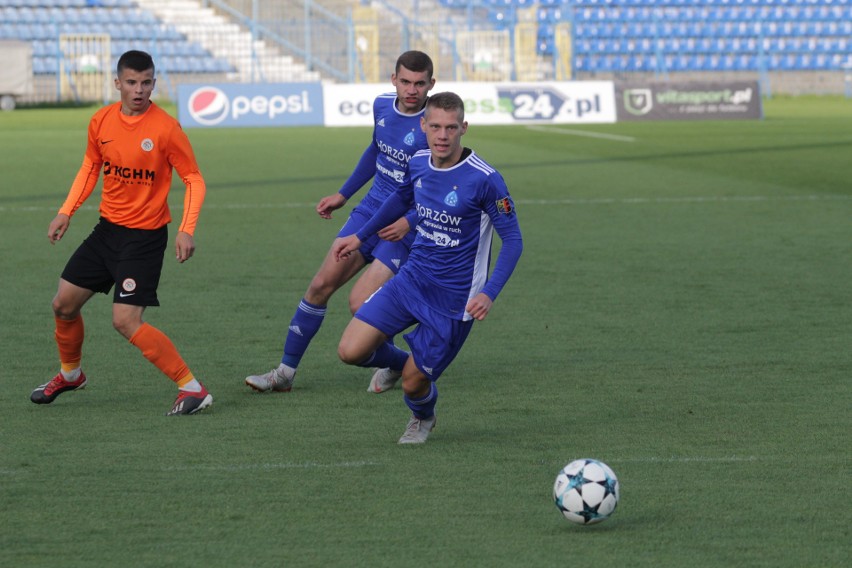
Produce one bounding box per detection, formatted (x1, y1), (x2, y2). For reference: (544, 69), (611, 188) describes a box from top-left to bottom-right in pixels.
(177, 82), (324, 128)
(616, 81), (763, 121)
(322, 81), (617, 126)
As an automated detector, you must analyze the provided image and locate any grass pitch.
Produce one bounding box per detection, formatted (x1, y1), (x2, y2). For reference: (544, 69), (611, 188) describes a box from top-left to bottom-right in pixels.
(0, 97), (850, 567)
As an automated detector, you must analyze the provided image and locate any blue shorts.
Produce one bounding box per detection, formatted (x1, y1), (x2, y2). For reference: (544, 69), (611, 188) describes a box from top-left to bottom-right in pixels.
(354, 271), (474, 381)
(338, 203), (414, 275)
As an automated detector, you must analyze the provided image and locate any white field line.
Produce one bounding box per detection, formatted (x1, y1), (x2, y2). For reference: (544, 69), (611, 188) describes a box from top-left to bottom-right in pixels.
(0, 461), (381, 476)
(525, 124), (637, 142)
(615, 456), (759, 463)
(159, 460), (382, 472)
(2, 193), (849, 215)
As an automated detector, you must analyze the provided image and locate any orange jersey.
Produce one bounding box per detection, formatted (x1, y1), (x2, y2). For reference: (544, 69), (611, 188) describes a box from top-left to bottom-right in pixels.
(59, 102), (206, 235)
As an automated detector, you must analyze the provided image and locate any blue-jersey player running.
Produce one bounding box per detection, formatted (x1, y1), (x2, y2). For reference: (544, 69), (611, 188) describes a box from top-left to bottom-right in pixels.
(245, 51), (436, 394)
(333, 91), (524, 444)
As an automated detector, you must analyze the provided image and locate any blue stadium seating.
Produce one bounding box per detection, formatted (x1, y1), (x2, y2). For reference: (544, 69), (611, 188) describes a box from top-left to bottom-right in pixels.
(440, 0), (852, 73)
(0, 0), (233, 75)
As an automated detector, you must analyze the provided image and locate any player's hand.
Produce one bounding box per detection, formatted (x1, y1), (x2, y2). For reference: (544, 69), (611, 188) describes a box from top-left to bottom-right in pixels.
(333, 235), (361, 261)
(377, 217), (411, 242)
(465, 293), (493, 321)
(47, 214), (71, 244)
(175, 231), (196, 263)
(317, 193), (347, 219)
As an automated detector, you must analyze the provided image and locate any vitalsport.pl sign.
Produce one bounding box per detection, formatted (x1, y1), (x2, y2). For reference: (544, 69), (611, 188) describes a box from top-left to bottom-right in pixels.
(616, 81), (763, 121)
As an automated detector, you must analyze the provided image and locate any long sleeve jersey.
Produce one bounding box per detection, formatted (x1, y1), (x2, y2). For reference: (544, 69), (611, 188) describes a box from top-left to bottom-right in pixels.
(59, 101), (206, 235)
(338, 92), (426, 229)
(356, 148), (524, 320)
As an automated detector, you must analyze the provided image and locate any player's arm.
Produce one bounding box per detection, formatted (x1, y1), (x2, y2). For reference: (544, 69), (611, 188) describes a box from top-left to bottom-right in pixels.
(376, 214), (412, 242)
(334, 184), (413, 260)
(319, 142), (379, 219)
(169, 127), (206, 262)
(337, 142), (379, 201)
(468, 177), (523, 319)
(51, 122), (103, 244)
(174, 171), (204, 263)
(317, 192), (347, 219)
(375, 157), (418, 241)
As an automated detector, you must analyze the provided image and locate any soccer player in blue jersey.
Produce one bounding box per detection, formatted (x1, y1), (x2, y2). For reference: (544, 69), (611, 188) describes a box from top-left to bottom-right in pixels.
(333, 91), (524, 444)
(245, 51), (436, 394)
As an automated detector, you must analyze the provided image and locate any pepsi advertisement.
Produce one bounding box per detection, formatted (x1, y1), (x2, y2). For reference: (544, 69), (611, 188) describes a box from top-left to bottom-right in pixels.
(177, 83), (324, 128)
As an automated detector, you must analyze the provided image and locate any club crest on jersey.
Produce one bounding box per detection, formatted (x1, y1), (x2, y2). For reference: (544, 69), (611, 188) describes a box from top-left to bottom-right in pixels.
(404, 130), (415, 146)
(141, 138), (154, 152)
(444, 190), (458, 206)
(496, 196), (513, 214)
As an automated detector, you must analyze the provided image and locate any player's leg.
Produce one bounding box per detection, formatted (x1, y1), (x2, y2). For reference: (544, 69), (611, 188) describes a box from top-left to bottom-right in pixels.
(114, 225), (212, 415)
(348, 259), (393, 315)
(398, 358), (438, 445)
(245, 243), (366, 392)
(396, 315), (475, 444)
(31, 279), (95, 404)
(350, 261), (405, 394)
(337, 276), (413, 373)
(355, 236), (413, 393)
(120, 304), (211, 416)
(32, 223), (113, 406)
(338, 318), (396, 366)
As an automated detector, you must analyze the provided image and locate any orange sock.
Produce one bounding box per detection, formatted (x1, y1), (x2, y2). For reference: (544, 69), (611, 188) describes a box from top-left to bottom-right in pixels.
(55, 315), (84, 371)
(128, 322), (193, 386)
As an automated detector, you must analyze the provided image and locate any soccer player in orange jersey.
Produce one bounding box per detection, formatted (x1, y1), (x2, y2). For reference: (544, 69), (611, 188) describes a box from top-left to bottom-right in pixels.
(30, 50), (212, 415)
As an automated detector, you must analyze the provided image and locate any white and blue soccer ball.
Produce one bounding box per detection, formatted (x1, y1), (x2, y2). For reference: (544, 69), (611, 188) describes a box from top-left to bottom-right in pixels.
(553, 458), (620, 525)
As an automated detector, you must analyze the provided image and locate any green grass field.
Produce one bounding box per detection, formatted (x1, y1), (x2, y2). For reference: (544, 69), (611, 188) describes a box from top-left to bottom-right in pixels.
(1, 97), (849, 567)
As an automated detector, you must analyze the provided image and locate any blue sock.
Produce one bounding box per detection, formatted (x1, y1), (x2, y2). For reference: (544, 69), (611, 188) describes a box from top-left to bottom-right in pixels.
(358, 342), (408, 371)
(281, 299), (326, 368)
(404, 382), (438, 419)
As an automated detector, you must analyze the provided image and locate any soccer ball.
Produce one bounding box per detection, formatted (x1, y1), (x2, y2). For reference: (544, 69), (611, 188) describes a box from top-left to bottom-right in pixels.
(553, 458), (620, 525)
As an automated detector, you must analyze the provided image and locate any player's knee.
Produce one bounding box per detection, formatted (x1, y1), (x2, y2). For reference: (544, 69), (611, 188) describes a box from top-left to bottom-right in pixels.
(305, 279), (336, 305)
(112, 313), (141, 339)
(338, 334), (374, 366)
(52, 296), (78, 319)
(112, 317), (130, 337)
(337, 342), (358, 365)
(402, 374), (430, 398)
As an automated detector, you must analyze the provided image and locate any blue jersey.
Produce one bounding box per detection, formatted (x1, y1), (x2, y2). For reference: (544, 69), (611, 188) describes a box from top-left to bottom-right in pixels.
(356, 149), (523, 320)
(338, 93), (428, 215)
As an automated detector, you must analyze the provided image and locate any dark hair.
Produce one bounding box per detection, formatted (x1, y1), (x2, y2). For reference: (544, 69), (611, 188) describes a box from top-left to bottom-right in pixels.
(117, 50), (155, 75)
(395, 50), (434, 78)
(425, 91), (465, 121)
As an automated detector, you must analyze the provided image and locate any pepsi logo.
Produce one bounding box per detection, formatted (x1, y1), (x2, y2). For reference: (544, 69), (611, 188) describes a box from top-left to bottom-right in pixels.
(188, 87), (229, 125)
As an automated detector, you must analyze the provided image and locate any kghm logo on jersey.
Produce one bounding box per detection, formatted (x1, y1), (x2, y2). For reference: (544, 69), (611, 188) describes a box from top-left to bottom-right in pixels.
(404, 130), (416, 146)
(188, 87), (229, 125)
(444, 189), (458, 207)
